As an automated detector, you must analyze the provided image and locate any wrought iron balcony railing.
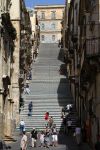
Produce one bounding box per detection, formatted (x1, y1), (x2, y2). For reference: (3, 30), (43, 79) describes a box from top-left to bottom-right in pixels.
(86, 38), (100, 57)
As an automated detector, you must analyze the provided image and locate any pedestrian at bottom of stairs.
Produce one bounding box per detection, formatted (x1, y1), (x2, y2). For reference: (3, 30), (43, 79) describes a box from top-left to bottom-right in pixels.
(52, 124), (58, 147)
(95, 135), (100, 150)
(39, 131), (45, 147)
(30, 128), (37, 148)
(20, 131), (27, 150)
(74, 124), (81, 146)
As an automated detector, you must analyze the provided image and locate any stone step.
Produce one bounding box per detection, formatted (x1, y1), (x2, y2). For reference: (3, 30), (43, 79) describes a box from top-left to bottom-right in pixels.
(18, 119), (63, 124)
(20, 114), (62, 118)
(23, 103), (68, 108)
(24, 95), (72, 98)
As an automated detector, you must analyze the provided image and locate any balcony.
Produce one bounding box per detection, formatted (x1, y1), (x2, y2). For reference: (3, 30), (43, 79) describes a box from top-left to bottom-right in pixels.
(86, 38), (100, 57)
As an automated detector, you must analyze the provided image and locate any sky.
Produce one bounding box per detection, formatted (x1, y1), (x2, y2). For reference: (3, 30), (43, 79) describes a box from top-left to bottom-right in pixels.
(25, 0), (65, 8)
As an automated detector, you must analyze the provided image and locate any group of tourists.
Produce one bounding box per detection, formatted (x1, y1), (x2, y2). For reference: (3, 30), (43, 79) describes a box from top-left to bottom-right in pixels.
(19, 112), (58, 150)
(20, 125), (58, 150)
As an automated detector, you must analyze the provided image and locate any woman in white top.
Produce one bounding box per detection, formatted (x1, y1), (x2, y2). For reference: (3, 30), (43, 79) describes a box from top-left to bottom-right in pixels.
(20, 131), (27, 150)
(39, 131), (45, 147)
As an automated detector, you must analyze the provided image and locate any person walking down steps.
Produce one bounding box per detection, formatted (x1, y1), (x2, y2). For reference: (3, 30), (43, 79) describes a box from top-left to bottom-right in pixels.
(28, 101), (33, 116)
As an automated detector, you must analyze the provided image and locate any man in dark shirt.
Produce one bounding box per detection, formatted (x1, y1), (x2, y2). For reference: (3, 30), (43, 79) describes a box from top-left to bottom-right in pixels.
(31, 128), (37, 147)
(28, 101), (33, 116)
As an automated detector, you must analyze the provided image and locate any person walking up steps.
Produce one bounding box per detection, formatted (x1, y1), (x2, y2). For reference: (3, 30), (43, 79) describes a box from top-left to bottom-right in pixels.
(44, 112), (49, 126)
(19, 119), (25, 135)
(48, 116), (53, 128)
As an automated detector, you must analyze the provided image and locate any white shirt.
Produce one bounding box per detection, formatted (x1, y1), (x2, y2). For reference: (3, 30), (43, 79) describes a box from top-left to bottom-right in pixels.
(20, 121), (25, 126)
(40, 134), (44, 142)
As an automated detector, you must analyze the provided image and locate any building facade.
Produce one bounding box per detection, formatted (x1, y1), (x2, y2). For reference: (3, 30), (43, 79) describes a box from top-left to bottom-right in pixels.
(29, 8), (40, 60)
(10, 0), (32, 123)
(63, 0), (100, 146)
(34, 5), (64, 43)
(0, 0), (32, 139)
(0, 0), (16, 138)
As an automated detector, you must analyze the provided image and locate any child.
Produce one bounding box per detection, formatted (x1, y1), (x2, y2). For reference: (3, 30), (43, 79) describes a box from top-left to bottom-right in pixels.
(39, 131), (44, 147)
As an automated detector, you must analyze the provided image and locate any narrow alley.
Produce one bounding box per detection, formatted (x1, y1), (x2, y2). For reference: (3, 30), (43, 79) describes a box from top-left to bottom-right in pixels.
(0, 0), (100, 149)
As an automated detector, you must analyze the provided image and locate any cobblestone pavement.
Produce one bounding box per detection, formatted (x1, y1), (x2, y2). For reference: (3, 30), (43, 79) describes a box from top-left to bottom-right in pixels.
(6, 132), (92, 150)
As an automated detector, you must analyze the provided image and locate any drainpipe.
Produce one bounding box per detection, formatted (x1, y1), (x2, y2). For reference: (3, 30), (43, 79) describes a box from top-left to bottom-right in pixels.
(0, 9), (4, 138)
(0, 7), (3, 113)
(72, 2), (77, 107)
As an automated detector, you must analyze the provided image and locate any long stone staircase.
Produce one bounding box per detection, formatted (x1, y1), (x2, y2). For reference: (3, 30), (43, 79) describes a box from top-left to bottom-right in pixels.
(20, 44), (74, 131)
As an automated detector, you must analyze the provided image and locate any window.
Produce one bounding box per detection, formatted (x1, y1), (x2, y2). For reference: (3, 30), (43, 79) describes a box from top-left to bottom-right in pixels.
(41, 23), (45, 30)
(41, 35), (45, 41)
(52, 35), (55, 41)
(41, 11), (45, 19)
(51, 23), (56, 29)
(51, 11), (56, 19)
